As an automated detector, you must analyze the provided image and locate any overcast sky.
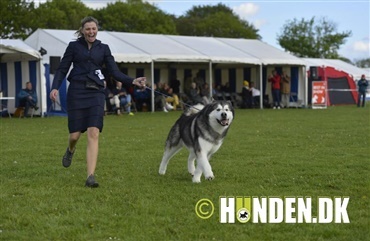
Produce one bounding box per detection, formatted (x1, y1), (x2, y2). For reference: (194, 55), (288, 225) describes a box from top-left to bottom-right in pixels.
(31, 0), (370, 62)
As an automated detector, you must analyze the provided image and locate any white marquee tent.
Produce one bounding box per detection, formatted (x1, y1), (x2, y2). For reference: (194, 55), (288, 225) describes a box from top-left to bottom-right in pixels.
(25, 29), (308, 112)
(0, 39), (46, 116)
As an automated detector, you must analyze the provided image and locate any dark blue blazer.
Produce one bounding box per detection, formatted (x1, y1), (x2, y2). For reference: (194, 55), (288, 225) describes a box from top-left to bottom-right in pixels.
(52, 37), (134, 90)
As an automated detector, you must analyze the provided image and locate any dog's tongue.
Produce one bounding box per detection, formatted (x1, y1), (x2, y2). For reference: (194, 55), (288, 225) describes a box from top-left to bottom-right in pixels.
(221, 119), (229, 126)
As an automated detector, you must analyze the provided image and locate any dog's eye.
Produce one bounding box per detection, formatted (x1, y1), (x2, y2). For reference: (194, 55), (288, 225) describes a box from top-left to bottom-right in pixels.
(217, 108), (221, 111)
(225, 109), (229, 112)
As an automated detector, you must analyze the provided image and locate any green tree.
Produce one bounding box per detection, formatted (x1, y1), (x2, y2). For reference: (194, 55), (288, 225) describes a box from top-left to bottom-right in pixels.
(354, 58), (370, 68)
(0, 0), (35, 39)
(277, 17), (352, 58)
(31, 0), (92, 31)
(95, 0), (177, 34)
(175, 3), (260, 39)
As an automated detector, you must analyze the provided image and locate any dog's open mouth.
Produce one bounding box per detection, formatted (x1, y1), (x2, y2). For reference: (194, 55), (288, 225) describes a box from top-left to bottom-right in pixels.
(217, 118), (229, 126)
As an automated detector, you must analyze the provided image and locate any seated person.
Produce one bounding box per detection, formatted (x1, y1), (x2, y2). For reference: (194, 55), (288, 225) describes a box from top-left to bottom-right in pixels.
(115, 81), (134, 115)
(189, 82), (204, 105)
(162, 83), (179, 110)
(212, 84), (223, 101)
(241, 80), (252, 108)
(153, 83), (169, 112)
(133, 84), (151, 111)
(250, 82), (261, 107)
(105, 80), (133, 115)
(105, 83), (121, 115)
(17, 82), (38, 117)
(200, 82), (212, 104)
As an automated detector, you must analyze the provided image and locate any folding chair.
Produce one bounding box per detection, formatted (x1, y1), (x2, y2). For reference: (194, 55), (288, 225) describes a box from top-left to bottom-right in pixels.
(289, 92), (300, 108)
(0, 101), (11, 118)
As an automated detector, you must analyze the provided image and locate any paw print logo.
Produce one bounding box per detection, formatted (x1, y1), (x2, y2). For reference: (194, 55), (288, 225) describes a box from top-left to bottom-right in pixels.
(237, 208), (250, 223)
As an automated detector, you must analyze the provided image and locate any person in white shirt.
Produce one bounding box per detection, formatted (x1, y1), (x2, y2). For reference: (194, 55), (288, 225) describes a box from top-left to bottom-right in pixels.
(250, 82), (260, 107)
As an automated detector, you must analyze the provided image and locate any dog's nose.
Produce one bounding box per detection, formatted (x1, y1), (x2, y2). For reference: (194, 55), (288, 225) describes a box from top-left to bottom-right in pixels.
(221, 112), (227, 118)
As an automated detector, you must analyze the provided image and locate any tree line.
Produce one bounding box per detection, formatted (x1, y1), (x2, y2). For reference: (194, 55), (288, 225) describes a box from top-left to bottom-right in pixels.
(1, 0), (368, 66)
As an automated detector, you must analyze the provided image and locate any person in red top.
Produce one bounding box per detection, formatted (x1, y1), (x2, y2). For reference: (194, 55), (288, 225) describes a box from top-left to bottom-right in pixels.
(268, 70), (281, 109)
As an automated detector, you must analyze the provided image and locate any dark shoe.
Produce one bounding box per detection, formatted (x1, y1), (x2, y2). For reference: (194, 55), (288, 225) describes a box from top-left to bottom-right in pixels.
(85, 175), (99, 188)
(62, 147), (75, 168)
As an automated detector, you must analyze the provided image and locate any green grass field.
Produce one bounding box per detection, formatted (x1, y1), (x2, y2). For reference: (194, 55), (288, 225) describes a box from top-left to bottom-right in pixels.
(0, 106), (369, 241)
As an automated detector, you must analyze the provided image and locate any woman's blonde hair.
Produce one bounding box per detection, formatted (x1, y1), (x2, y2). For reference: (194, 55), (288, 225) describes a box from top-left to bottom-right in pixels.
(75, 16), (99, 38)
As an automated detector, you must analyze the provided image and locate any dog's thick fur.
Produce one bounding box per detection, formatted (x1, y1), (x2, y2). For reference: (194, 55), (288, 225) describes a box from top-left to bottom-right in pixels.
(159, 101), (234, 183)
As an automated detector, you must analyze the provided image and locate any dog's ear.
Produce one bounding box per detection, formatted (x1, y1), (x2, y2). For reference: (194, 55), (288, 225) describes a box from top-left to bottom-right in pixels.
(226, 100), (233, 108)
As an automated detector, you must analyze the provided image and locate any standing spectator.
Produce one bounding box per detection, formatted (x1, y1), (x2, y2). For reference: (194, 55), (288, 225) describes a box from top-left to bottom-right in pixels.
(280, 70), (291, 108)
(17, 82), (38, 117)
(268, 70), (281, 109)
(49, 16), (146, 188)
(357, 74), (368, 107)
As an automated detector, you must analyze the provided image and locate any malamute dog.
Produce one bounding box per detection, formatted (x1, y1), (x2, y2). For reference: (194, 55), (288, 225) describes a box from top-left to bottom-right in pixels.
(159, 101), (234, 183)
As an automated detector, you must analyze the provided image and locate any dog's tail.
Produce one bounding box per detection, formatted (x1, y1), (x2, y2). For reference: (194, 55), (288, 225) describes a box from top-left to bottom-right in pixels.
(184, 103), (204, 116)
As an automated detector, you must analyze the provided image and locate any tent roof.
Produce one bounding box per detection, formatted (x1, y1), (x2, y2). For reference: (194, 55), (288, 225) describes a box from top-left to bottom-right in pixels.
(166, 35), (261, 64)
(303, 58), (370, 80)
(25, 29), (305, 66)
(217, 38), (306, 66)
(0, 39), (41, 60)
(110, 32), (210, 62)
(29, 29), (152, 63)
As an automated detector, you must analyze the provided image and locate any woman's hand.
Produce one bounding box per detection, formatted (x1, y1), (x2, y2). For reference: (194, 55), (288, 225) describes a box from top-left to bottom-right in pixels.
(133, 77), (146, 87)
(50, 89), (59, 102)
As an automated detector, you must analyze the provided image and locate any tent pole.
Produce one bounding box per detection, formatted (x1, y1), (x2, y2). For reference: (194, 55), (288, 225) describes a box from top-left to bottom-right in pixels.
(151, 61), (154, 112)
(209, 61), (213, 99)
(259, 64), (263, 109)
(39, 60), (47, 117)
(304, 66), (308, 108)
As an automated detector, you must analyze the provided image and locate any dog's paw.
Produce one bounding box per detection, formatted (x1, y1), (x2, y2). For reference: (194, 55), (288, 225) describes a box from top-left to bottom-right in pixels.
(158, 169), (166, 175)
(192, 177), (201, 183)
(205, 175), (215, 181)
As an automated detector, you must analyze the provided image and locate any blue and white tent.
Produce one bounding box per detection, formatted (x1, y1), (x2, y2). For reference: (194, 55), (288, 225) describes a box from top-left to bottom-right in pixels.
(0, 39), (46, 116)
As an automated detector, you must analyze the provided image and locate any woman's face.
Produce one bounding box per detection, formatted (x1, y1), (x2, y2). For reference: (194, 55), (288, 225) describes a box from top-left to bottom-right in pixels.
(82, 21), (98, 44)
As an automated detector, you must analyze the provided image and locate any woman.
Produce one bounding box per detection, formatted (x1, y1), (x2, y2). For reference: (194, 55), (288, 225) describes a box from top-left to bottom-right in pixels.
(50, 16), (146, 188)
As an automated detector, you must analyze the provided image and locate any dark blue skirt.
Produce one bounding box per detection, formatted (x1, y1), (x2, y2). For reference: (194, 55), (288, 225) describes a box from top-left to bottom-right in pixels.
(67, 80), (105, 133)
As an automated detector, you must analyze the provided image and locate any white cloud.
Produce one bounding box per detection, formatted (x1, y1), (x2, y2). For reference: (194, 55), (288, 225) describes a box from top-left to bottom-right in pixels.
(232, 3), (259, 19)
(232, 3), (266, 29)
(352, 40), (370, 52)
(253, 19), (267, 29)
(82, 0), (118, 9)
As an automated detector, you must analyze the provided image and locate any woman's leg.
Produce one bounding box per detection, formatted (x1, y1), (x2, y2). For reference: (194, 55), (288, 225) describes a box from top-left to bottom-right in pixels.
(69, 132), (81, 152)
(86, 127), (99, 177)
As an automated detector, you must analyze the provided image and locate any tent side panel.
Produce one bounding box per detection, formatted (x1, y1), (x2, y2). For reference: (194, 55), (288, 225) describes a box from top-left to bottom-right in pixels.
(346, 76), (358, 104)
(1, 63), (8, 95)
(327, 77), (356, 105)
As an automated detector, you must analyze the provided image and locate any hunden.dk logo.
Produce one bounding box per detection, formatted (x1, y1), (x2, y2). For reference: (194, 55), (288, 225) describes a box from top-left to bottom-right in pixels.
(195, 196), (350, 224)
